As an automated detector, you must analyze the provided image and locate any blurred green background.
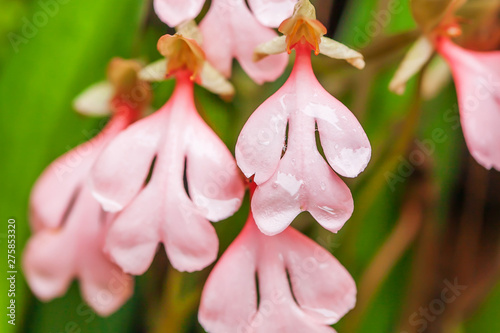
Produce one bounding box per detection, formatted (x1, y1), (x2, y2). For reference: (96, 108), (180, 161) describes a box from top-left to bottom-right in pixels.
(1, 0), (499, 332)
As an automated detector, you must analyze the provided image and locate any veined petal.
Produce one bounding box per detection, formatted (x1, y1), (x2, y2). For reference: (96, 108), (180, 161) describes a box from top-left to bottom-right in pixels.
(437, 38), (500, 170)
(153, 0), (205, 27)
(247, 0), (297, 28)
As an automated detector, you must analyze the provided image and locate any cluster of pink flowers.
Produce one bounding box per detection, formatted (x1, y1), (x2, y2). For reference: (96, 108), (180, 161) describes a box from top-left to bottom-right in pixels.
(24, 0), (498, 331)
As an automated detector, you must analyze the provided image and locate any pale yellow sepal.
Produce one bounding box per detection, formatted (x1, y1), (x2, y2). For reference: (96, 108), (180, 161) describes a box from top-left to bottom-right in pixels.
(254, 36), (287, 62)
(73, 81), (113, 117)
(421, 55), (451, 100)
(389, 36), (435, 95)
(139, 59), (168, 82)
(254, 35), (365, 69)
(176, 20), (203, 45)
(138, 58), (235, 100)
(318, 37), (365, 69)
(200, 62), (235, 100)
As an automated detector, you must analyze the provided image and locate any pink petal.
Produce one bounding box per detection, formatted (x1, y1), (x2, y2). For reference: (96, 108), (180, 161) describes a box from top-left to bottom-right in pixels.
(198, 231), (258, 332)
(23, 228), (76, 300)
(104, 185), (163, 275)
(30, 113), (135, 230)
(186, 114), (245, 221)
(199, 216), (354, 332)
(437, 38), (500, 170)
(163, 202), (219, 273)
(252, 147), (353, 236)
(23, 187), (134, 315)
(199, 4), (233, 77)
(283, 228), (356, 324)
(247, 0), (297, 27)
(235, 89), (288, 184)
(30, 139), (100, 230)
(153, 0), (205, 27)
(78, 200), (134, 316)
(313, 93), (371, 178)
(200, 0), (288, 84)
(90, 110), (164, 212)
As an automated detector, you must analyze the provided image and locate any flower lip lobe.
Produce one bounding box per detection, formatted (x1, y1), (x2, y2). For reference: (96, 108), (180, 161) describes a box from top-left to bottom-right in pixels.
(199, 215), (356, 332)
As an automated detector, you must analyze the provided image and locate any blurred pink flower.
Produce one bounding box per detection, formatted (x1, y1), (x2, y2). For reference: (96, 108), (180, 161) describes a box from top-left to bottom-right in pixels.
(199, 0), (288, 84)
(23, 188), (134, 316)
(199, 211), (356, 332)
(29, 108), (137, 231)
(153, 0), (297, 28)
(153, 0), (206, 27)
(436, 37), (500, 171)
(153, 0), (289, 84)
(25, 104), (138, 315)
(236, 44), (371, 235)
(247, 0), (297, 27)
(90, 70), (245, 275)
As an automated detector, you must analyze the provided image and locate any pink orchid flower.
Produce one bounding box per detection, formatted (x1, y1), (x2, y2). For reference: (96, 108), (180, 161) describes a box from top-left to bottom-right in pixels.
(236, 2), (370, 235)
(199, 211), (356, 332)
(153, 0), (289, 84)
(23, 187), (134, 316)
(90, 35), (244, 275)
(436, 37), (500, 171)
(25, 59), (145, 314)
